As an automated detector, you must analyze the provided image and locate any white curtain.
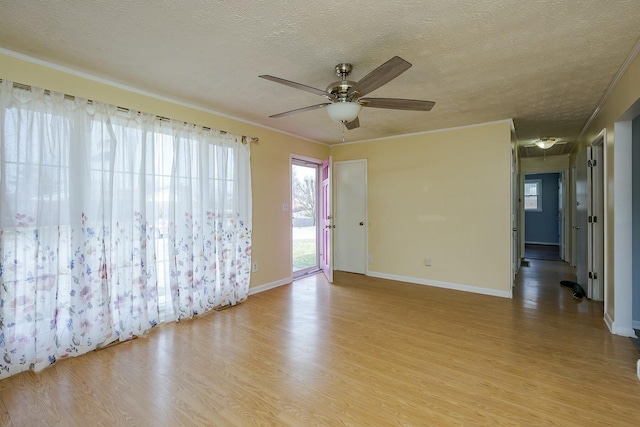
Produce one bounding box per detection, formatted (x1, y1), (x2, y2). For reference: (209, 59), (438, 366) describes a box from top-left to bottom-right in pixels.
(0, 81), (252, 378)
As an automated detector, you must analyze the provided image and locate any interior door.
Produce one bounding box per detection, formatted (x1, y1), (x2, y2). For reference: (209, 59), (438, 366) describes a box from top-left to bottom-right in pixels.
(511, 147), (519, 281)
(571, 166), (577, 267)
(334, 160), (367, 274)
(577, 145), (605, 300)
(576, 148), (589, 292)
(589, 144), (604, 301)
(558, 173), (564, 260)
(321, 157), (333, 282)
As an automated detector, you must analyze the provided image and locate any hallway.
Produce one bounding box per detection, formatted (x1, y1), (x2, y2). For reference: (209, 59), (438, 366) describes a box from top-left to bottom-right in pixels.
(514, 257), (603, 316)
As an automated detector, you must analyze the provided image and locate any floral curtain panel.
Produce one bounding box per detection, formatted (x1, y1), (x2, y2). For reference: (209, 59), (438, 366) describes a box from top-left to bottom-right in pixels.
(0, 81), (252, 378)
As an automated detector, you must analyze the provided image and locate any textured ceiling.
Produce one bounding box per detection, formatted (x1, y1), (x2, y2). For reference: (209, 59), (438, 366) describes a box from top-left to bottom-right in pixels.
(1, 1), (639, 156)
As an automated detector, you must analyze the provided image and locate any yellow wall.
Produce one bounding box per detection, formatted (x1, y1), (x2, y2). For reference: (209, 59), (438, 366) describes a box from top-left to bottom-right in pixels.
(577, 51), (640, 320)
(1, 51), (514, 296)
(331, 121), (513, 293)
(0, 52), (329, 289)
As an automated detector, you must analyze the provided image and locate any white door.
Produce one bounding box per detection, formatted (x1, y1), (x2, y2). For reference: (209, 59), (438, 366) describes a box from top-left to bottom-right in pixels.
(321, 157), (333, 282)
(558, 173), (564, 260)
(571, 166), (577, 267)
(576, 148), (589, 292)
(511, 147), (519, 281)
(589, 143), (604, 301)
(577, 145), (605, 300)
(334, 160), (367, 274)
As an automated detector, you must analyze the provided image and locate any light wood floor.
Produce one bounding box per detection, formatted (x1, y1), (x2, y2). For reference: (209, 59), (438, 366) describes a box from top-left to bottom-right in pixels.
(1, 260), (639, 426)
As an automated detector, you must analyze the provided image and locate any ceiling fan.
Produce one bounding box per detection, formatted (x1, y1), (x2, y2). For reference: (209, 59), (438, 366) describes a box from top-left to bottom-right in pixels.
(259, 56), (435, 130)
(523, 137), (568, 150)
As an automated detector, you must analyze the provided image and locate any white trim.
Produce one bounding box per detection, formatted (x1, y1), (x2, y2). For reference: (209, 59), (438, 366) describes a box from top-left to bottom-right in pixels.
(291, 153), (323, 165)
(510, 119), (520, 145)
(579, 38), (640, 138)
(248, 277), (292, 296)
(633, 320), (640, 330)
(611, 322), (637, 338)
(612, 120), (634, 336)
(524, 241), (559, 246)
(367, 271), (512, 299)
(333, 119), (514, 146)
(291, 153), (323, 279)
(0, 47), (327, 147)
(604, 312), (614, 333)
(592, 129), (607, 306)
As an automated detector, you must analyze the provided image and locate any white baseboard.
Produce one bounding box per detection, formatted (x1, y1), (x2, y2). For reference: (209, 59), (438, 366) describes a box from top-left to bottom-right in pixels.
(248, 276), (292, 295)
(524, 241), (560, 246)
(604, 312), (614, 333)
(611, 321), (637, 337)
(367, 271), (512, 299)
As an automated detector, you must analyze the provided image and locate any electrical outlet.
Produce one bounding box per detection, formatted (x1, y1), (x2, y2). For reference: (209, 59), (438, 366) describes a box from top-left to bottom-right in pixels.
(252, 262), (258, 272)
(368, 255), (372, 262)
(424, 258), (432, 267)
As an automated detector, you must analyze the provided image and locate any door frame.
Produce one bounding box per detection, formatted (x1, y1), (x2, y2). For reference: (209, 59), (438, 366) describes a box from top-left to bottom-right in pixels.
(571, 165), (577, 267)
(290, 154), (323, 279)
(611, 109), (638, 336)
(321, 156), (333, 282)
(511, 145), (519, 283)
(588, 131), (605, 301)
(521, 170), (569, 262)
(576, 149), (589, 293)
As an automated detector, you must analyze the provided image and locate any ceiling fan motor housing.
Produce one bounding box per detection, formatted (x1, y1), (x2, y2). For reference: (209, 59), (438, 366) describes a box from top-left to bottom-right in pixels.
(327, 63), (357, 101)
(327, 80), (357, 101)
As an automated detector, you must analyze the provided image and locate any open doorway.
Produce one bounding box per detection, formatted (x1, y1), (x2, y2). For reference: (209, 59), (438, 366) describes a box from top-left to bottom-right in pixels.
(523, 173), (562, 261)
(608, 99), (639, 336)
(291, 157), (321, 278)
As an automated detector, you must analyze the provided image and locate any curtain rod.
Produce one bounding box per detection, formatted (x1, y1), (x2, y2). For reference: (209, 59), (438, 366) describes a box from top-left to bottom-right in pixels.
(1, 79), (259, 144)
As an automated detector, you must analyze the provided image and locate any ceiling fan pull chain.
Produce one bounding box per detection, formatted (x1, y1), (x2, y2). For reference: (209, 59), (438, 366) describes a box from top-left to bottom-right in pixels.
(342, 123), (346, 142)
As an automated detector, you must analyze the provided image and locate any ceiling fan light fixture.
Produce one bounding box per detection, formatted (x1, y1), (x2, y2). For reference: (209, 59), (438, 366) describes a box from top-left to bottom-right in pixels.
(534, 138), (556, 149)
(326, 101), (362, 123)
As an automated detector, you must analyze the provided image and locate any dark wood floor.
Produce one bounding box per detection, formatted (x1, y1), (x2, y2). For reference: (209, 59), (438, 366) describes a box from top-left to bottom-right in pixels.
(1, 260), (638, 425)
(524, 243), (561, 260)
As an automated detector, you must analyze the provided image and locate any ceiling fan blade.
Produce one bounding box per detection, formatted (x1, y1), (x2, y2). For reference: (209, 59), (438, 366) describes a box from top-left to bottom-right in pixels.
(347, 56), (412, 98)
(269, 103), (331, 118)
(259, 75), (334, 99)
(345, 117), (360, 130)
(360, 98), (435, 111)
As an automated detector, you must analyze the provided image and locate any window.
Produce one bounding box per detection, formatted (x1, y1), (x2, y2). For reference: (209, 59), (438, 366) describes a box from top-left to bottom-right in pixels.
(0, 81), (252, 378)
(524, 179), (542, 211)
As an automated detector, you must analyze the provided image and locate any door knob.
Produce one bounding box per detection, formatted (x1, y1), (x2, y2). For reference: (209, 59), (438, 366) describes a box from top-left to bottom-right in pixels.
(359, 222), (364, 226)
